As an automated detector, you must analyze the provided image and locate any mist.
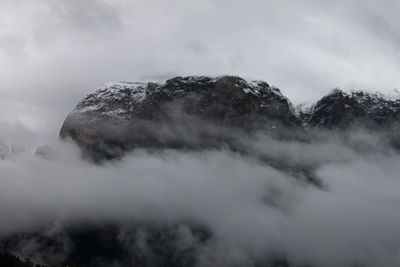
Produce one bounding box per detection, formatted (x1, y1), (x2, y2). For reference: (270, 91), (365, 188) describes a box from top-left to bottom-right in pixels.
(2, 0), (400, 266)
(2, 0), (400, 128)
(1, 123), (400, 267)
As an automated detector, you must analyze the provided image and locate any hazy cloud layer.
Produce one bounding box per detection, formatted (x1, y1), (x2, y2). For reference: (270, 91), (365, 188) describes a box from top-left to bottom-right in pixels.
(1, 1), (400, 266)
(1, 0), (400, 139)
(1, 124), (400, 266)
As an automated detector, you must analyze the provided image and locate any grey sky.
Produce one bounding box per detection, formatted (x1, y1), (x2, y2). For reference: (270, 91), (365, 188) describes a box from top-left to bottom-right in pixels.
(1, 2), (400, 266)
(1, 0), (400, 136)
(0, 0), (399, 131)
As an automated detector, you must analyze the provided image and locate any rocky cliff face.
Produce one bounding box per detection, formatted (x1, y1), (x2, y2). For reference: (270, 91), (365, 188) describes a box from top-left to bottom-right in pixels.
(60, 76), (300, 159)
(60, 76), (400, 159)
(305, 89), (400, 129)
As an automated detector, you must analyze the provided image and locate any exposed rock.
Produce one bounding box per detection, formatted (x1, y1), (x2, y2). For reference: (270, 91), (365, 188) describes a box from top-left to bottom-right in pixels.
(60, 76), (300, 159)
(305, 89), (400, 129)
(60, 77), (400, 160)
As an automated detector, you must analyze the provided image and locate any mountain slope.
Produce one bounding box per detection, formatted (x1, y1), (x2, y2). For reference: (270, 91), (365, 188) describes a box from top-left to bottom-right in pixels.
(305, 89), (400, 129)
(60, 76), (400, 160)
(60, 76), (300, 159)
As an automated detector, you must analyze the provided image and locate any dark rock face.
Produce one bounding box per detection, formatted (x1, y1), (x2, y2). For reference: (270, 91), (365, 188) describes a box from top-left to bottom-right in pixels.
(60, 76), (300, 159)
(60, 76), (400, 160)
(1, 222), (211, 267)
(306, 89), (400, 129)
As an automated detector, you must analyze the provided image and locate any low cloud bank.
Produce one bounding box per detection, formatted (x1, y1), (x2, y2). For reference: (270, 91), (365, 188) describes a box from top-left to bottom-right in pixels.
(0, 123), (400, 267)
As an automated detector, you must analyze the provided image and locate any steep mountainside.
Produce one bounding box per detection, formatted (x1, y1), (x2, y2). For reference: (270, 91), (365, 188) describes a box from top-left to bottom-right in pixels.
(60, 76), (400, 159)
(60, 76), (300, 159)
(305, 89), (400, 129)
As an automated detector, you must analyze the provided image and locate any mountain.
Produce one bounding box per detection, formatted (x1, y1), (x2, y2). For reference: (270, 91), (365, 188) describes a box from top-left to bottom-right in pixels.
(0, 252), (46, 267)
(60, 76), (400, 160)
(60, 76), (300, 160)
(1, 223), (210, 267)
(10, 76), (400, 267)
(304, 89), (400, 129)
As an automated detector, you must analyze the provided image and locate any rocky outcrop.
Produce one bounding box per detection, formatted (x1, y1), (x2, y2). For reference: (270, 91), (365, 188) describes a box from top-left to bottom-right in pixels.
(60, 76), (400, 159)
(305, 89), (400, 129)
(60, 76), (300, 159)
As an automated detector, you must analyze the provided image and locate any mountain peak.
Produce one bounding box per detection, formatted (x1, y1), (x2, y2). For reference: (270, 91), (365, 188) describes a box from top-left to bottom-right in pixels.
(305, 88), (400, 128)
(60, 76), (400, 159)
(60, 75), (300, 159)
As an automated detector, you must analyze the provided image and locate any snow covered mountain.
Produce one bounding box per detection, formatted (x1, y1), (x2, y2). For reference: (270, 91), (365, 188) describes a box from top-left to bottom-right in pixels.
(304, 88), (400, 129)
(60, 76), (400, 159)
(60, 76), (300, 159)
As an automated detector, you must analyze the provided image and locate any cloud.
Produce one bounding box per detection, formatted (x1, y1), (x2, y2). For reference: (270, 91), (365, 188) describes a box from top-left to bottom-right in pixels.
(1, 1), (400, 266)
(0, 126), (400, 266)
(1, 0), (400, 115)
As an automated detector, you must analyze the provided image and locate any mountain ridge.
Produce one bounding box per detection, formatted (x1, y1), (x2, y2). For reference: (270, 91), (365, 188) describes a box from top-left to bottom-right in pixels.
(60, 75), (400, 159)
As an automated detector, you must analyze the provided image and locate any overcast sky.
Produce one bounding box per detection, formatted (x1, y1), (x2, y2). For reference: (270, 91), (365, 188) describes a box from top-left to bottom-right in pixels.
(1, 0), (400, 137)
(2, 127), (400, 267)
(2, 2), (400, 266)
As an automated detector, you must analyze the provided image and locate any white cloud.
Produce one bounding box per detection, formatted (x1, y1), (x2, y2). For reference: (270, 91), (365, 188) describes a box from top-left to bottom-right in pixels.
(0, 128), (400, 266)
(1, 1), (400, 266)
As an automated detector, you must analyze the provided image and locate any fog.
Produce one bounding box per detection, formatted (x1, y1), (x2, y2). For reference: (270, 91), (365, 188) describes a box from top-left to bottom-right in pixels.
(1, 0), (400, 138)
(1, 124), (400, 267)
(1, 0), (400, 266)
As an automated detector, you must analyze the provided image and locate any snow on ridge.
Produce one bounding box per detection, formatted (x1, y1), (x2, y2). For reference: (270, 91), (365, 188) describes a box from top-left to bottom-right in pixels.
(74, 81), (149, 115)
(333, 89), (400, 112)
(98, 82), (146, 99)
(94, 76), (281, 99)
(294, 102), (313, 118)
(96, 82), (147, 97)
(336, 82), (400, 102)
(240, 78), (297, 116)
(242, 78), (286, 99)
(74, 76), (297, 117)
(162, 75), (283, 100)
